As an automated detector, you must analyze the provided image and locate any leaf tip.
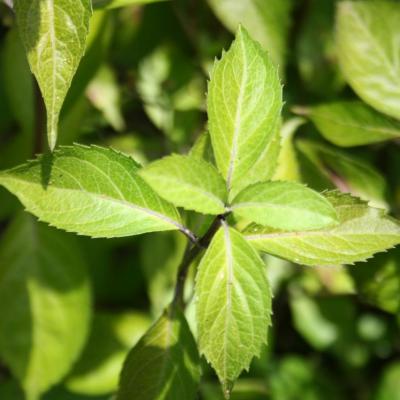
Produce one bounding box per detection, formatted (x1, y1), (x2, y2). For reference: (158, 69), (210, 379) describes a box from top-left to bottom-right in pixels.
(48, 128), (57, 152)
(223, 380), (234, 399)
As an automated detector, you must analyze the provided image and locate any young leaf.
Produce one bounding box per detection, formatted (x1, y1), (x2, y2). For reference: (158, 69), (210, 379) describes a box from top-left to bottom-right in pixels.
(14, 0), (92, 150)
(117, 309), (201, 400)
(300, 101), (400, 147)
(0, 145), (184, 238)
(336, 1), (400, 120)
(231, 181), (338, 231)
(0, 214), (91, 400)
(245, 191), (400, 266)
(206, 0), (293, 69)
(139, 154), (227, 215)
(207, 26), (282, 192)
(93, 0), (165, 10)
(196, 224), (271, 396)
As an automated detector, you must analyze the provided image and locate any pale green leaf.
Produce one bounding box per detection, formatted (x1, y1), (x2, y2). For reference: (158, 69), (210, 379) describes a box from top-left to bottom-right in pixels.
(0, 214), (91, 400)
(336, 1), (400, 120)
(231, 181), (338, 231)
(206, 0), (292, 69)
(93, 0), (166, 10)
(117, 309), (201, 400)
(273, 118), (305, 182)
(196, 224), (271, 396)
(189, 132), (215, 164)
(207, 26), (282, 193)
(0, 145), (184, 238)
(245, 191), (400, 266)
(301, 101), (400, 147)
(140, 154), (227, 215)
(66, 311), (151, 396)
(14, 0), (92, 149)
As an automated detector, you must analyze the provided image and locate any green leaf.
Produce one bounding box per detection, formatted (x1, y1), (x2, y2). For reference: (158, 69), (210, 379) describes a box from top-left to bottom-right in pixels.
(301, 101), (400, 147)
(140, 154), (227, 215)
(0, 214), (91, 400)
(206, 0), (293, 69)
(66, 311), (151, 396)
(375, 362), (400, 400)
(231, 181), (338, 231)
(189, 132), (215, 164)
(207, 26), (282, 193)
(0, 145), (183, 238)
(195, 224), (271, 396)
(14, 0), (92, 150)
(336, 1), (400, 120)
(117, 309), (201, 400)
(93, 0), (166, 10)
(245, 191), (400, 266)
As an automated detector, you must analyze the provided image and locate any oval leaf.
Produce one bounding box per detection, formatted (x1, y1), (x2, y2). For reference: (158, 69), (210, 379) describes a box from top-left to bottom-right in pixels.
(207, 26), (282, 193)
(117, 309), (201, 400)
(336, 1), (400, 120)
(245, 191), (400, 266)
(0, 145), (183, 238)
(302, 101), (400, 147)
(140, 154), (227, 215)
(14, 0), (92, 149)
(231, 181), (338, 231)
(195, 224), (271, 396)
(0, 214), (91, 400)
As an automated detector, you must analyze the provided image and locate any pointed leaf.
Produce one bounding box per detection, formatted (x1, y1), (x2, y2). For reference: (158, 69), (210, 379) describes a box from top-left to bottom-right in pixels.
(0, 145), (183, 238)
(14, 0), (92, 149)
(207, 26), (282, 192)
(302, 101), (400, 147)
(140, 154), (227, 215)
(196, 224), (271, 395)
(245, 191), (400, 266)
(336, 1), (400, 120)
(117, 309), (201, 400)
(231, 181), (338, 231)
(0, 214), (91, 400)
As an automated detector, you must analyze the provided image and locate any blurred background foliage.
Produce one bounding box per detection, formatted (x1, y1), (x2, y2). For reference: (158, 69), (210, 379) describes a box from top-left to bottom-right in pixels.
(0, 0), (399, 399)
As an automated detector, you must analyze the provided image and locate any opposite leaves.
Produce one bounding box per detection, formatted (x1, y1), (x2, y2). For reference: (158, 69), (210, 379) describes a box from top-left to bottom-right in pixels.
(140, 154), (227, 215)
(231, 181), (338, 231)
(245, 191), (400, 266)
(196, 224), (271, 397)
(207, 26), (282, 193)
(14, 0), (92, 149)
(336, 1), (400, 120)
(0, 145), (183, 238)
(117, 309), (200, 400)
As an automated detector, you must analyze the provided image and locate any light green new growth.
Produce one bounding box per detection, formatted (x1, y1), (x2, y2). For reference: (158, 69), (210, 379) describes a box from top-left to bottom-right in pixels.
(0, 214), (91, 400)
(303, 101), (400, 147)
(231, 181), (338, 231)
(0, 145), (183, 238)
(245, 191), (400, 266)
(14, 0), (92, 150)
(195, 224), (271, 397)
(336, 1), (400, 120)
(139, 154), (227, 215)
(207, 25), (282, 193)
(117, 309), (200, 400)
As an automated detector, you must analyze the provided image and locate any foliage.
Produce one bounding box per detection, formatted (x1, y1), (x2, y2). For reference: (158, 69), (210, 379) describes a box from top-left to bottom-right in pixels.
(1, 1), (400, 400)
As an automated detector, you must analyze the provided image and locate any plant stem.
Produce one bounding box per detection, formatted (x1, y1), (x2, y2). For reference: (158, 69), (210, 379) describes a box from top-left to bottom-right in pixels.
(172, 215), (224, 308)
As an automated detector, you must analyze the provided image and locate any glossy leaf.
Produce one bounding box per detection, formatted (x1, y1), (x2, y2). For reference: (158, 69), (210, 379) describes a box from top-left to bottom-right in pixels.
(140, 154), (227, 215)
(207, 26), (282, 193)
(14, 0), (92, 149)
(117, 309), (201, 400)
(0, 145), (183, 238)
(196, 224), (271, 396)
(245, 191), (400, 266)
(0, 214), (91, 400)
(336, 1), (400, 119)
(303, 101), (400, 147)
(231, 181), (338, 231)
(206, 0), (292, 69)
